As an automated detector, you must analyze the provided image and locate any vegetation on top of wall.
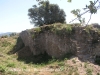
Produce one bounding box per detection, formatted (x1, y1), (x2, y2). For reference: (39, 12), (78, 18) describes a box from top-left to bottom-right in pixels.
(36, 23), (73, 35)
(85, 25), (94, 34)
(28, 23), (73, 38)
(27, 23), (100, 39)
(51, 24), (72, 36)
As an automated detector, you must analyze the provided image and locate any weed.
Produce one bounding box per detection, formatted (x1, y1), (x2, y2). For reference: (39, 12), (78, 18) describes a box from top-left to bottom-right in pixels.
(72, 59), (76, 63)
(34, 27), (41, 33)
(86, 68), (92, 75)
(85, 25), (93, 34)
(0, 65), (7, 73)
(51, 24), (72, 36)
(65, 24), (72, 34)
(7, 63), (15, 67)
(60, 66), (65, 71)
(57, 62), (65, 66)
(48, 58), (56, 64)
(84, 62), (88, 68)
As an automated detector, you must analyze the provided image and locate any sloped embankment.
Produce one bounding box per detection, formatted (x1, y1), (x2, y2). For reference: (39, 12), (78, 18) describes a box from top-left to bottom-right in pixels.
(11, 23), (100, 63)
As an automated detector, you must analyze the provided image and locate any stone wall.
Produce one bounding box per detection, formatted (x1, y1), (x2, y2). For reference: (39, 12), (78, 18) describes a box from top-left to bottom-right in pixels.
(14, 24), (100, 61)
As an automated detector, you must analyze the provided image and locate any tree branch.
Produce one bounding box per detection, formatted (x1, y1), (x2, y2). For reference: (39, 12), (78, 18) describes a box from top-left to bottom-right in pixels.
(86, 14), (92, 25)
(69, 0), (100, 23)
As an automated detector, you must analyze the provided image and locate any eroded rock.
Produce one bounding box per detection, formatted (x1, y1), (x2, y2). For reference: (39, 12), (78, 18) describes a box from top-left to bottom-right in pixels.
(13, 24), (100, 62)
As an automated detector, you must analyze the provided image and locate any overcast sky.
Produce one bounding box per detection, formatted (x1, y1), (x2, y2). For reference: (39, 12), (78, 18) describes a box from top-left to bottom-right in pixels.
(0, 0), (100, 33)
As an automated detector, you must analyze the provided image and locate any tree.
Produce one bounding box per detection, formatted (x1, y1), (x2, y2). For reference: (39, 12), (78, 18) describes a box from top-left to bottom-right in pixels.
(28, 1), (66, 26)
(69, 0), (100, 25)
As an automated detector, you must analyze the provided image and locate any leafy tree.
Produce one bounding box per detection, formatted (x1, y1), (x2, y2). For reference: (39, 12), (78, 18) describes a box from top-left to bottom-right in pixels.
(28, 1), (66, 26)
(69, 0), (100, 25)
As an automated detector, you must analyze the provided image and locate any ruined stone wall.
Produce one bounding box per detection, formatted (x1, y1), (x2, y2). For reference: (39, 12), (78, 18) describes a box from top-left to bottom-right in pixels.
(15, 24), (100, 60)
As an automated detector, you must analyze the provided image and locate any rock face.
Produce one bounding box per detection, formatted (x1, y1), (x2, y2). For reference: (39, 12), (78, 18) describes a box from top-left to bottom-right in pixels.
(13, 24), (100, 61)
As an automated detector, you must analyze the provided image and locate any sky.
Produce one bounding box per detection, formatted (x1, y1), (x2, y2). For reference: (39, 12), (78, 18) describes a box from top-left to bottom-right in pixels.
(0, 0), (100, 33)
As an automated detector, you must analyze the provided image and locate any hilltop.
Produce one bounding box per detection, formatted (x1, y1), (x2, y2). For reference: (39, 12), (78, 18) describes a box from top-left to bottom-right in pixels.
(0, 23), (100, 75)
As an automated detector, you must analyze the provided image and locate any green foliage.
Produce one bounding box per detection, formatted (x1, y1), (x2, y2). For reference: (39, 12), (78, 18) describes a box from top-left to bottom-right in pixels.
(71, 9), (85, 25)
(65, 24), (72, 34)
(51, 24), (72, 36)
(67, 0), (72, 2)
(28, 1), (66, 26)
(86, 68), (92, 75)
(57, 62), (65, 66)
(85, 25), (93, 33)
(72, 59), (76, 63)
(84, 1), (97, 14)
(71, 9), (81, 17)
(84, 62), (88, 68)
(7, 63), (15, 67)
(0, 65), (7, 73)
(34, 27), (41, 33)
(31, 27), (41, 38)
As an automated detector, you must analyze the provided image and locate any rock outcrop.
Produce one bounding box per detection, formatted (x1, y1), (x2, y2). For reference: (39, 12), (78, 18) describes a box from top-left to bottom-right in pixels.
(12, 23), (100, 62)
